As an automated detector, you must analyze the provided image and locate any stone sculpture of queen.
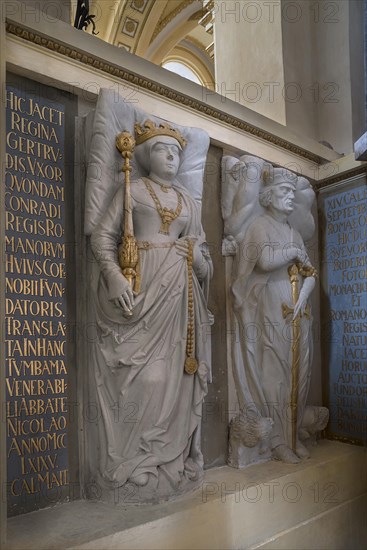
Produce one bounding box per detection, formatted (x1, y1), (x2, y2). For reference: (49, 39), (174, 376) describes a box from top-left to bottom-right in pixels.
(87, 115), (212, 502)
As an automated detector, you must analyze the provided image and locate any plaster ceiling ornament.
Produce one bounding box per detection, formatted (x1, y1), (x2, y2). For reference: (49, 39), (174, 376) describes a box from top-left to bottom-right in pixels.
(117, 42), (131, 51)
(122, 16), (138, 37)
(131, 0), (149, 14)
(151, 0), (196, 43)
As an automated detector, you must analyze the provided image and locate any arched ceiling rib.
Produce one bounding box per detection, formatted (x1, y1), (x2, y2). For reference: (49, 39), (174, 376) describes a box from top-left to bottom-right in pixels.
(90, 0), (214, 87)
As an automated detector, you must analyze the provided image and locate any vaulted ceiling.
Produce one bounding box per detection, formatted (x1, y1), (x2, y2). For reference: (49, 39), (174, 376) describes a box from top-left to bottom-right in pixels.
(89, 0), (214, 87)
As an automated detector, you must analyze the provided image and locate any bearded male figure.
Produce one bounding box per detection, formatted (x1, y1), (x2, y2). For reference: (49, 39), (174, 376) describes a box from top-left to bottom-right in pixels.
(232, 169), (317, 464)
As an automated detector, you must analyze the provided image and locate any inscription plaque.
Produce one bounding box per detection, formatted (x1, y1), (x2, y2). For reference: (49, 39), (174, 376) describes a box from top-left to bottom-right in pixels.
(5, 83), (69, 514)
(321, 180), (367, 444)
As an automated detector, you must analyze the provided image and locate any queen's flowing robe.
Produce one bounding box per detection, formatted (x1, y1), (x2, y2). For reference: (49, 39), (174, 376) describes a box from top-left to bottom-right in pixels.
(232, 213), (313, 450)
(90, 180), (212, 496)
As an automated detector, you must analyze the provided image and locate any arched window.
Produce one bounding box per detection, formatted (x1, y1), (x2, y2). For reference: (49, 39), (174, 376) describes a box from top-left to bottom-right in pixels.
(162, 61), (203, 86)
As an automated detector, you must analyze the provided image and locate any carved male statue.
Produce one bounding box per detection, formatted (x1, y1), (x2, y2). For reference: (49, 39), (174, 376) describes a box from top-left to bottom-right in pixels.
(89, 120), (212, 500)
(232, 168), (317, 464)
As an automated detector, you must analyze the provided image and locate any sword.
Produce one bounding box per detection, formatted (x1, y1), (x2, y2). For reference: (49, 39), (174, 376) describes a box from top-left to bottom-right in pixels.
(282, 264), (310, 452)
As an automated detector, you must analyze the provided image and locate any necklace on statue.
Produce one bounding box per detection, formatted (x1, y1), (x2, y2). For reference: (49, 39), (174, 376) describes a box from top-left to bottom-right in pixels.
(148, 175), (171, 193)
(143, 178), (183, 235)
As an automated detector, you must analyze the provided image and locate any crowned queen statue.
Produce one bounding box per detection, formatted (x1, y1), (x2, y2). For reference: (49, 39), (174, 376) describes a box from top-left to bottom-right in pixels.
(83, 91), (212, 502)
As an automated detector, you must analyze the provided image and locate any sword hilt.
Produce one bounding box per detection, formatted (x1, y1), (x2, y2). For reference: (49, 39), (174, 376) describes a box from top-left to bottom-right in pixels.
(282, 303), (310, 320)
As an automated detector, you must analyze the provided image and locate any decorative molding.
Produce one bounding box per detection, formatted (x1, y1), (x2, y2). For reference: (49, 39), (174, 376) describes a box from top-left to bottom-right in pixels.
(151, 0), (195, 43)
(7, 21), (325, 164)
(130, 1), (155, 54)
(113, 0), (153, 51)
(205, 42), (214, 59)
(198, 0), (214, 34)
(164, 43), (215, 89)
(315, 165), (367, 191)
(130, 0), (149, 14)
(184, 36), (208, 56)
(188, 10), (203, 22)
(118, 42), (132, 52)
(122, 17), (139, 38)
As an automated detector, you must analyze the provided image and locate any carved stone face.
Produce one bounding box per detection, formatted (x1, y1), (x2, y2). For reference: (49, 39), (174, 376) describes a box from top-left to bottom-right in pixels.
(269, 183), (295, 214)
(149, 141), (181, 181)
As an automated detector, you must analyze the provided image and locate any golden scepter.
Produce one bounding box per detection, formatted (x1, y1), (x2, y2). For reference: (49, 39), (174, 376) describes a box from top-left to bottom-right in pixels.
(116, 131), (140, 293)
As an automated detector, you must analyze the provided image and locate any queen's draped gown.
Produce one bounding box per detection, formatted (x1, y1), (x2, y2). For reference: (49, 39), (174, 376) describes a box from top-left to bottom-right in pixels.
(89, 180), (212, 497)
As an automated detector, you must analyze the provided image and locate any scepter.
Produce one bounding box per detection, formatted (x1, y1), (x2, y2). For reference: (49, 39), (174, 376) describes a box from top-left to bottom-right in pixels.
(116, 131), (140, 293)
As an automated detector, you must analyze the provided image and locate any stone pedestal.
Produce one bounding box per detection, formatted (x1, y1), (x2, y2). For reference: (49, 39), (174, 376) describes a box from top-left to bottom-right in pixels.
(6, 441), (367, 550)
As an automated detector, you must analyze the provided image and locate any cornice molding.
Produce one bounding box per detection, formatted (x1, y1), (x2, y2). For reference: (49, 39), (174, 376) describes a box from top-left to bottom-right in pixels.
(315, 165), (366, 191)
(7, 21), (326, 165)
(188, 10), (203, 22)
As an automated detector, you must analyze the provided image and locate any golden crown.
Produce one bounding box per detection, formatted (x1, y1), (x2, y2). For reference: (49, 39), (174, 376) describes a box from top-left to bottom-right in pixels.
(134, 119), (187, 148)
